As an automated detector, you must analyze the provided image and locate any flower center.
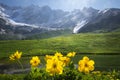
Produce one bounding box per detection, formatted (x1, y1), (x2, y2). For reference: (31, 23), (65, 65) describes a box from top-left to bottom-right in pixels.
(85, 63), (88, 67)
(14, 56), (17, 59)
(53, 63), (57, 68)
(34, 61), (37, 63)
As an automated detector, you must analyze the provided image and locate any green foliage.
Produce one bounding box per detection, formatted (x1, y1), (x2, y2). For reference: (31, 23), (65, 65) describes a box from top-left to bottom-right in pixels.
(0, 74), (25, 80)
(0, 70), (120, 80)
(24, 67), (46, 80)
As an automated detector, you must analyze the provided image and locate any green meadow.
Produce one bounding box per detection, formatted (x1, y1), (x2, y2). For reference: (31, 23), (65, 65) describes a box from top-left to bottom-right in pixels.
(0, 32), (120, 58)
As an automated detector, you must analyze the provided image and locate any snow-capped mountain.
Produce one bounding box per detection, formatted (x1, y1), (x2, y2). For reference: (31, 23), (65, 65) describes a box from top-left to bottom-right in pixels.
(0, 4), (64, 37)
(77, 8), (120, 33)
(0, 6), (40, 35)
(0, 4), (99, 29)
(0, 3), (120, 39)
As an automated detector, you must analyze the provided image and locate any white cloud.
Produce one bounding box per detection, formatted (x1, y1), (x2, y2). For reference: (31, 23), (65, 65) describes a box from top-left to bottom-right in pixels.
(54, 0), (96, 11)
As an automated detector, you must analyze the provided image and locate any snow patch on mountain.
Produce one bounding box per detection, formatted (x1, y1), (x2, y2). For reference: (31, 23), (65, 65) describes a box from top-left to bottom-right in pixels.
(73, 20), (87, 33)
(0, 8), (9, 17)
(98, 8), (110, 14)
(0, 29), (6, 34)
(7, 19), (38, 28)
(102, 9), (110, 14)
(0, 5), (40, 29)
(0, 11), (38, 28)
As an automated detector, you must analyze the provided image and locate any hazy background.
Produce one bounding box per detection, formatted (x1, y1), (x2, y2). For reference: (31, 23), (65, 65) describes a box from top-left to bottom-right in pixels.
(0, 0), (120, 11)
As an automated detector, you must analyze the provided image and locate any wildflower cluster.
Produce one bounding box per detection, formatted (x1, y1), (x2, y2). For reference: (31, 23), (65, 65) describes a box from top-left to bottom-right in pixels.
(45, 52), (73, 76)
(9, 51), (97, 80)
(28, 52), (95, 75)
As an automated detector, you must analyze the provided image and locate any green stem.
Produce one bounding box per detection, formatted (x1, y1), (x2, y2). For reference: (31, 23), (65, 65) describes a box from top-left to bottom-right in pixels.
(52, 74), (56, 80)
(52, 76), (54, 80)
(17, 59), (24, 69)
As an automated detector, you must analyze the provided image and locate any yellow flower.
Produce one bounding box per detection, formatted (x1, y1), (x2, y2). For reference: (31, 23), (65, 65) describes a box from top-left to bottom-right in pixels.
(60, 56), (70, 67)
(30, 56), (40, 67)
(9, 51), (22, 60)
(46, 56), (63, 76)
(55, 52), (63, 58)
(78, 56), (95, 74)
(67, 52), (76, 57)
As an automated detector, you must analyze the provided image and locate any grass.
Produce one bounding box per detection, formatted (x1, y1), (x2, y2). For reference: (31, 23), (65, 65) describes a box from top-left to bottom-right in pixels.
(0, 74), (25, 80)
(73, 54), (120, 71)
(0, 32), (120, 58)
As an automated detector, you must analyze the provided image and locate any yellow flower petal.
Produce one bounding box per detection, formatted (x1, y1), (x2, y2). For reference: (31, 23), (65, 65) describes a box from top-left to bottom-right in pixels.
(88, 60), (95, 66)
(83, 56), (89, 61)
(60, 56), (70, 67)
(67, 52), (76, 57)
(55, 52), (63, 58)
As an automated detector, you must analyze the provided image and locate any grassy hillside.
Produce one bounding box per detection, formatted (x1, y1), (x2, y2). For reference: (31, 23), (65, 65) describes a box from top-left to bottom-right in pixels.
(0, 32), (120, 58)
(26, 29), (72, 39)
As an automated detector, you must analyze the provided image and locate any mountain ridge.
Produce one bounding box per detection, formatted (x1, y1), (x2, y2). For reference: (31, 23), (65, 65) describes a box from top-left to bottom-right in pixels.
(0, 3), (120, 39)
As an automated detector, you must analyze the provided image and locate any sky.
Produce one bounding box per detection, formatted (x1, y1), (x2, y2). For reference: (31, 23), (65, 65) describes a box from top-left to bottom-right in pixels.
(0, 0), (120, 11)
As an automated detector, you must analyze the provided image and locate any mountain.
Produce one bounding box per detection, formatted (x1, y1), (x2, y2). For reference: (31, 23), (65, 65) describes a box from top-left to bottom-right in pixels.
(0, 3), (120, 39)
(75, 8), (120, 33)
(72, 7), (99, 33)
(0, 4), (99, 30)
(0, 4), (64, 39)
(4, 4), (68, 27)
